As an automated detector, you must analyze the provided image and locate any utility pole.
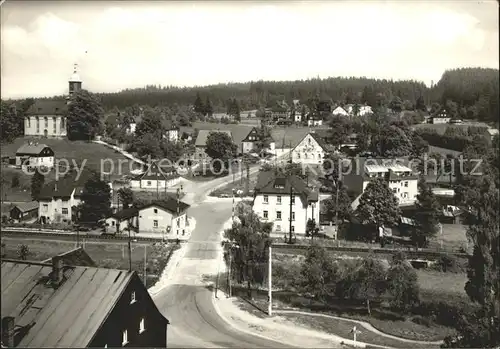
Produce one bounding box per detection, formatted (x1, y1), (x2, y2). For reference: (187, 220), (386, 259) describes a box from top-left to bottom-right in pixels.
(288, 185), (293, 244)
(334, 174), (340, 241)
(228, 251), (232, 297)
(128, 228), (132, 271)
(268, 244), (272, 316)
(143, 245), (147, 285)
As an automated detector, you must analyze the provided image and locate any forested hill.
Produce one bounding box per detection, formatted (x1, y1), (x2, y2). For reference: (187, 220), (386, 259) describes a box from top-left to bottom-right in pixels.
(98, 77), (430, 112)
(5, 67), (499, 123)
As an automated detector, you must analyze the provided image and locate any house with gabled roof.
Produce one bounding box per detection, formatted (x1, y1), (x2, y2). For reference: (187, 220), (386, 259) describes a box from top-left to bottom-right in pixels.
(290, 131), (331, 165)
(1, 258), (169, 348)
(241, 127), (275, 154)
(130, 161), (180, 190)
(332, 106), (349, 116)
(253, 171), (319, 236)
(15, 142), (55, 171)
(9, 202), (39, 223)
(37, 169), (99, 224)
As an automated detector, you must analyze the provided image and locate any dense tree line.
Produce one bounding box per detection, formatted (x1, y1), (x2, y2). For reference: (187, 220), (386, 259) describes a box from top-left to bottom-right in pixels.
(0, 98), (34, 142)
(415, 126), (491, 153)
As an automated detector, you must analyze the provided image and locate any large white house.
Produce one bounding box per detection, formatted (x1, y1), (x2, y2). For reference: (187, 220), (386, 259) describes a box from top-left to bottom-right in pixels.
(130, 162), (181, 190)
(343, 158), (419, 209)
(344, 104), (373, 117)
(15, 143), (55, 171)
(290, 132), (330, 165)
(24, 64), (82, 138)
(332, 106), (350, 116)
(253, 171), (320, 237)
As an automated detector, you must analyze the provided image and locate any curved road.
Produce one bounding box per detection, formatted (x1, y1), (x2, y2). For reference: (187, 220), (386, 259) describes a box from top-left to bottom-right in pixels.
(152, 159), (295, 348)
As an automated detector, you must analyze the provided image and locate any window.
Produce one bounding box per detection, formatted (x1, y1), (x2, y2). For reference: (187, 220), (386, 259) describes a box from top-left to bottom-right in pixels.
(147, 181), (152, 186)
(304, 153), (308, 159)
(392, 188), (397, 193)
(130, 291), (136, 304)
(43, 204), (48, 212)
(62, 208), (68, 215)
(291, 226), (295, 233)
(276, 224), (281, 231)
(297, 153), (301, 159)
(177, 218), (180, 227)
(291, 212), (295, 221)
(263, 195), (269, 204)
(112, 221), (115, 226)
(53, 117), (57, 133)
(276, 211), (282, 220)
(154, 209), (158, 214)
(263, 210), (268, 219)
(36, 117), (40, 132)
(122, 330), (128, 346)
(291, 195), (295, 204)
(277, 196), (282, 204)
(139, 318), (146, 333)
(153, 220), (158, 228)
(404, 181), (408, 187)
(312, 153), (315, 159)
(44, 117), (48, 128)
(61, 117), (65, 130)
(27, 118), (31, 127)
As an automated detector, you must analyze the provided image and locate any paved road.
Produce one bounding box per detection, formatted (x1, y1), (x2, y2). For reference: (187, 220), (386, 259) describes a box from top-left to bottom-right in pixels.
(152, 158), (295, 348)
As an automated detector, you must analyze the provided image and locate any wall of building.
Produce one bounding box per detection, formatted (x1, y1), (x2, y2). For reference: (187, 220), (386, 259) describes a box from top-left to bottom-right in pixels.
(290, 134), (325, 165)
(89, 275), (168, 348)
(16, 156), (54, 169)
(38, 194), (80, 223)
(360, 177), (418, 205)
(105, 217), (138, 234)
(129, 177), (181, 190)
(25, 116), (67, 137)
(138, 206), (187, 236)
(253, 193), (320, 236)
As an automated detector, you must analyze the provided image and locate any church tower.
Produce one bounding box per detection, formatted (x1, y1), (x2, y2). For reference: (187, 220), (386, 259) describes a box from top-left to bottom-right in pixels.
(67, 63), (83, 104)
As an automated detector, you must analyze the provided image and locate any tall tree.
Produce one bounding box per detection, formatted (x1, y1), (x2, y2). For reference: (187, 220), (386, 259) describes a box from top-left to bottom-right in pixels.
(415, 95), (426, 111)
(370, 125), (413, 157)
(79, 174), (112, 226)
(204, 96), (213, 117)
(117, 187), (134, 209)
(356, 178), (401, 240)
(300, 243), (338, 300)
(30, 170), (45, 201)
(386, 260), (420, 312)
(328, 115), (353, 149)
(322, 182), (353, 222)
(351, 257), (387, 315)
(134, 109), (164, 139)
(67, 89), (104, 141)
(205, 131), (237, 172)
(0, 101), (24, 142)
(412, 177), (441, 248)
(223, 202), (273, 296)
(193, 92), (204, 114)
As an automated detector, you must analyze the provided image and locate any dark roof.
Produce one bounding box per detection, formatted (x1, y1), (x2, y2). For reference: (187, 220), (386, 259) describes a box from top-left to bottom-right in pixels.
(162, 119), (179, 130)
(16, 144), (52, 155)
(254, 171), (318, 202)
(241, 127), (275, 143)
(1, 260), (150, 347)
(41, 247), (97, 267)
(133, 162), (179, 181)
(10, 201), (39, 213)
(110, 207), (139, 220)
(293, 132), (331, 152)
(38, 169), (96, 200)
(140, 197), (190, 214)
(26, 100), (67, 116)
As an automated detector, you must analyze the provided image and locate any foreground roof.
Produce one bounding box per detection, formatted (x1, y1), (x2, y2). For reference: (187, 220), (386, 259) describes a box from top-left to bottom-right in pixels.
(254, 170), (318, 202)
(41, 247), (97, 267)
(1, 260), (134, 347)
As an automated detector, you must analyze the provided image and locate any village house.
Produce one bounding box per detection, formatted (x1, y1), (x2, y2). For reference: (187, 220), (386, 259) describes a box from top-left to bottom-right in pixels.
(1, 258), (169, 348)
(332, 106), (350, 116)
(241, 127), (275, 154)
(130, 162), (181, 190)
(9, 202), (39, 223)
(37, 170), (103, 224)
(104, 207), (139, 235)
(344, 104), (373, 117)
(194, 130), (233, 160)
(253, 171), (320, 237)
(15, 143), (55, 171)
(431, 108), (451, 124)
(290, 132), (330, 165)
(484, 127), (499, 141)
(344, 158), (419, 210)
(163, 120), (179, 142)
(306, 113), (323, 127)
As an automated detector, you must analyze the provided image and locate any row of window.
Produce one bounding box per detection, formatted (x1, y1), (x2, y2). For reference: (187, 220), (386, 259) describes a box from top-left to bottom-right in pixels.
(295, 152), (322, 159)
(263, 195), (295, 204)
(41, 204), (68, 215)
(28, 117), (66, 129)
(263, 210), (295, 221)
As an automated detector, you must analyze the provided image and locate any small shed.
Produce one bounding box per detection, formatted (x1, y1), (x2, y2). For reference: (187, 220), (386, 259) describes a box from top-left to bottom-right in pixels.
(10, 201), (39, 222)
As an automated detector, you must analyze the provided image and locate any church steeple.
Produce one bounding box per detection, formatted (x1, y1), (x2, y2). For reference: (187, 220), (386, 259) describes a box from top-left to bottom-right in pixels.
(68, 63), (83, 97)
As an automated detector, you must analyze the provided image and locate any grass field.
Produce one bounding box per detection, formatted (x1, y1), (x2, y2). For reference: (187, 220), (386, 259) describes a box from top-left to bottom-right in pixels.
(413, 121), (490, 135)
(1, 237), (176, 288)
(1, 137), (136, 177)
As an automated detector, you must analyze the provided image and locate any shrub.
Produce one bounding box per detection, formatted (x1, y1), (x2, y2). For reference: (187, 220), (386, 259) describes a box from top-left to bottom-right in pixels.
(431, 254), (464, 273)
(411, 315), (432, 327)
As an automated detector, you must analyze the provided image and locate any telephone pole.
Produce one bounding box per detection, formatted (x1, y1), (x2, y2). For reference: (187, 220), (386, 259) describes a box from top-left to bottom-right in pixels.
(268, 244), (272, 316)
(143, 245), (147, 285)
(288, 185), (293, 244)
(128, 228), (132, 271)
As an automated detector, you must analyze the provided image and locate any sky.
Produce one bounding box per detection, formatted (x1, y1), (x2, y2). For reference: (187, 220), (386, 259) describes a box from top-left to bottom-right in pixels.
(1, 1), (499, 99)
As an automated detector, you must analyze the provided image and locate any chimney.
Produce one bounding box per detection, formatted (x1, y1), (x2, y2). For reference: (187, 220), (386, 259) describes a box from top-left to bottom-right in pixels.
(1, 316), (15, 348)
(51, 256), (63, 285)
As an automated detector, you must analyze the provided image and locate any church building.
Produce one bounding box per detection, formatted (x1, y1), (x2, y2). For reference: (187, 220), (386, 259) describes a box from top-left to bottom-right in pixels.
(24, 64), (83, 138)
